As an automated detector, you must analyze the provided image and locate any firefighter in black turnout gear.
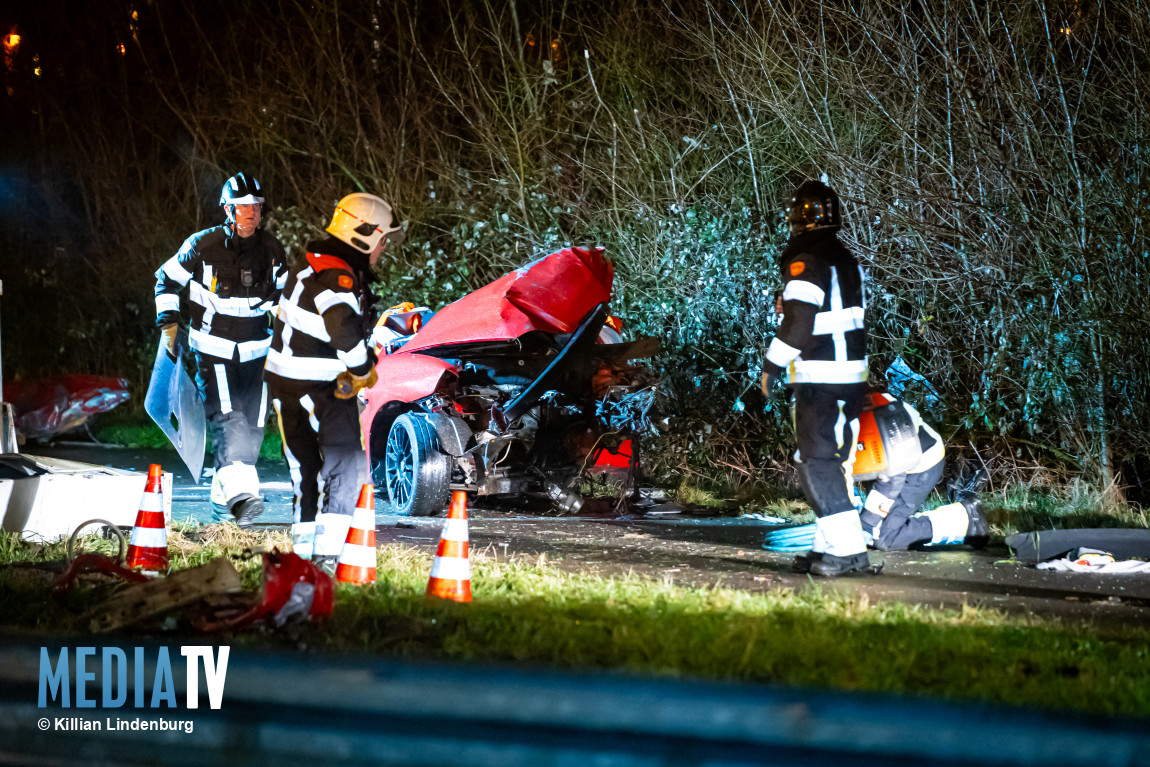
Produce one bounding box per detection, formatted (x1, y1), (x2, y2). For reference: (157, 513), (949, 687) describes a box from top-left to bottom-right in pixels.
(265, 193), (403, 569)
(154, 172), (287, 526)
(762, 180), (872, 576)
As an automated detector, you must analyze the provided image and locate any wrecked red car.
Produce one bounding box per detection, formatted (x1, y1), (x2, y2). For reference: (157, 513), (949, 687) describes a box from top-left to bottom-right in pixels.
(361, 246), (657, 516)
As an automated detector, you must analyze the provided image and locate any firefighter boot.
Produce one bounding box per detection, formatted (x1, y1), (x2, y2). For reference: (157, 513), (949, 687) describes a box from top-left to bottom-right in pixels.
(230, 495), (265, 529)
(291, 521), (317, 559)
(808, 551), (872, 577)
(922, 496), (988, 548)
(802, 510), (873, 577)
(960, 494), (990, 549)
(217, 463), (264, 529)
(312, 512), (353, 576)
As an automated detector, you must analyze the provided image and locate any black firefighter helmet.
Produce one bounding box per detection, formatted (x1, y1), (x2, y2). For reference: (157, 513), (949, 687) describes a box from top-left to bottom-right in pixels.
(785, 179), (841, 235)
(219, 172), (265, 207)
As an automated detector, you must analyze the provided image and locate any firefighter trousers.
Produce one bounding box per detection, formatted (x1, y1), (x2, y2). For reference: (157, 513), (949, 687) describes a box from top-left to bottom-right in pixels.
(193, 351), (267, 471)
(270, 386), (367, 525)
(862, 458), (942, 551)
(792, 382), (868, 518)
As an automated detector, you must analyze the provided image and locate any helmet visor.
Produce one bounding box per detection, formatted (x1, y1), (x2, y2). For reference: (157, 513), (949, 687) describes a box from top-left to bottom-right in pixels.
(227, 193), (264, 205)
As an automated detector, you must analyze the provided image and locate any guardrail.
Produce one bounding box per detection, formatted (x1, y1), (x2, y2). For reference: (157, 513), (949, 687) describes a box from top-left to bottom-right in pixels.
(1, 631), (1146, 766)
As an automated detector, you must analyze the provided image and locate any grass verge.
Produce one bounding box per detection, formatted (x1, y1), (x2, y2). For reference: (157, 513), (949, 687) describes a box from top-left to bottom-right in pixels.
(85, 411), (284, 461)
(2, 527), (1147, 719)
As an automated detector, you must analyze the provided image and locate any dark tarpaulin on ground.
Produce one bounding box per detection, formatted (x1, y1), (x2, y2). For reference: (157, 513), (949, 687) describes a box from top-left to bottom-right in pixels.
(1006, 529), (1150, 564)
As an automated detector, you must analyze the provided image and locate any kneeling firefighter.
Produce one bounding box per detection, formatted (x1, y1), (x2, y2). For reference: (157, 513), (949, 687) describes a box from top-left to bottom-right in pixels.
(264, 193), (403, 570)
(761, 179), (872, 577)
(855, 393), (990, 550)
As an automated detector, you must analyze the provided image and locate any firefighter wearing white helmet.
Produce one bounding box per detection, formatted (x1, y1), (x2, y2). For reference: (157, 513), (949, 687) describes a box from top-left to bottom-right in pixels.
(265, 192), (404, 571)
(154, 172), (288, 527)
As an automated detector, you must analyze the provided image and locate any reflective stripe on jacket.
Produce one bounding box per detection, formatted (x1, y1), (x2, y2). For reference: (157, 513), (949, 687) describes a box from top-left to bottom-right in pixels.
(765, 230), (868, 385)
(154, 225), (288, 360)
(265, 243), (373, 384)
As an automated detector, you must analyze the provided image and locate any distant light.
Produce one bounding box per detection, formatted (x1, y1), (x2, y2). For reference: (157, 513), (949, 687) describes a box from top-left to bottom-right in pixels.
(3, 30), (19, 74)
(117, 43), (126, 55)
(33, 66), (40, 76)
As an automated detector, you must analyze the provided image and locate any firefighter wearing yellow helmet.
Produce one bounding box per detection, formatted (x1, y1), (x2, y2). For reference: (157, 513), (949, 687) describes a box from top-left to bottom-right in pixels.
(264, 193), (404, 571)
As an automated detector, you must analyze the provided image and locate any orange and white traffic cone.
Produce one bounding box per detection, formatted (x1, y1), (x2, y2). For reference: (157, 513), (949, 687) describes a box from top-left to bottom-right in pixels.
(125, 464), (169, 573)
(335, 484), (378, 586)
(426, 490), (471, 603)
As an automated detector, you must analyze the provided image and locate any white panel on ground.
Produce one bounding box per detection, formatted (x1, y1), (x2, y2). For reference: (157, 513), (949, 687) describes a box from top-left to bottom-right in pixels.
(0, 454), (171, 542)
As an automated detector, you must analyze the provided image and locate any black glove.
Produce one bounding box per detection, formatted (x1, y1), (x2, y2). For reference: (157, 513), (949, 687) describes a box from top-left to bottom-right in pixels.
(761, 366), (782, 404)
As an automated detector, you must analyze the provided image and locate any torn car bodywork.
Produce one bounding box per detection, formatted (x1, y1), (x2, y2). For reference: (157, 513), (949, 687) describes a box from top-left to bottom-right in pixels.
(361, 247), (657, 515)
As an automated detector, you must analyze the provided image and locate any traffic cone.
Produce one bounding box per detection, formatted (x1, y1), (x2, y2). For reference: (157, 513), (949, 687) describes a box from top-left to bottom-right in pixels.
(125, 464), (169, 572)
(335, 485), (378, 586)
(426, 490), (471, 603)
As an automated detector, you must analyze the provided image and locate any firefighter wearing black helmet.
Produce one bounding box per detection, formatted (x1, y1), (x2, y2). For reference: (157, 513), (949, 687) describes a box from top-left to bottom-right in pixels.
(761, 179), (872, 576)
(154, 172), (288, 526)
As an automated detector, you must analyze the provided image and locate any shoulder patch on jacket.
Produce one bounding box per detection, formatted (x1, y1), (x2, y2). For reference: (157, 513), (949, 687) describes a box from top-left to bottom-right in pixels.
(789, 260), (806, 277)
(338, 274), (354, 289)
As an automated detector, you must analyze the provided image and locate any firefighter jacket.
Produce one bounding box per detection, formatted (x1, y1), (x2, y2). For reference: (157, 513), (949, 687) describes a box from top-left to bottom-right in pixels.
(264, 236), (376, 388)
(154, 226), (288, 362)
(763, 229), (868, 385)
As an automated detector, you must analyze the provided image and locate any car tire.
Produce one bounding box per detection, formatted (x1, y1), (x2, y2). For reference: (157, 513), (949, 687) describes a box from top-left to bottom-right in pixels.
(382, 412), (451, 517)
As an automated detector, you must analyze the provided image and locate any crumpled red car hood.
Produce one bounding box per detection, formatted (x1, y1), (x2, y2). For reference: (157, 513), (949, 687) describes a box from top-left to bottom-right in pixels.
(399, 246), (614, 354)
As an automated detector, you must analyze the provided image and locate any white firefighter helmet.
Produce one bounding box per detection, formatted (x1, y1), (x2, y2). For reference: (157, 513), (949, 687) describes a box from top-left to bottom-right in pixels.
(326, 193), (403, 254)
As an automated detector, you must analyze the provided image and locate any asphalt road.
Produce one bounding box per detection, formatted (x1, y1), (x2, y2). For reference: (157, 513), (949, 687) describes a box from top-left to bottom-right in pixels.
(25, 443), (1150, 630)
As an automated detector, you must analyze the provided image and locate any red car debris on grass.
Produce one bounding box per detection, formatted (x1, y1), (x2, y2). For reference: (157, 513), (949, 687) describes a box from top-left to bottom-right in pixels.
(7, 375), (131, 442)
(361, 246), (658, 516)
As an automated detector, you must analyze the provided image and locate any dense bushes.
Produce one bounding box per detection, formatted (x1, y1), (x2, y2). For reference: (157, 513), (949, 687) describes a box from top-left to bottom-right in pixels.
(2, 0), (1147, 500)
